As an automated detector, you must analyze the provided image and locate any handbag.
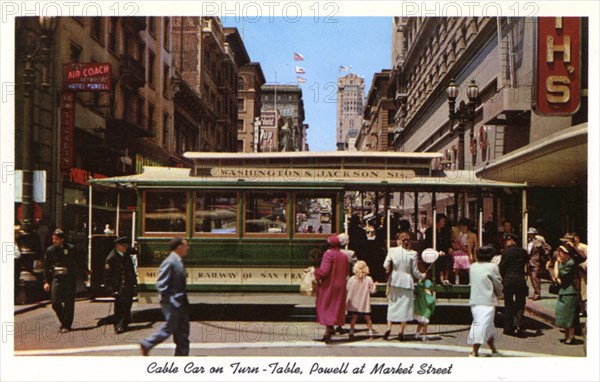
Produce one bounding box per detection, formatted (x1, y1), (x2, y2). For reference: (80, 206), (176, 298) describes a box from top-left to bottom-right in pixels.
(300, 268), (317, 296)
(548, 282), (560, 295)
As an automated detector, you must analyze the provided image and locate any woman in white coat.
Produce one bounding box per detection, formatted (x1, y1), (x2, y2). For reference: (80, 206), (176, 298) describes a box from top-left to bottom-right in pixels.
(383, 231), (425, 340)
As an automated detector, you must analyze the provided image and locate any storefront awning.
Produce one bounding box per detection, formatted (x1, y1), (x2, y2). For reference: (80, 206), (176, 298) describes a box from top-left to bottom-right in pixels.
(476, 123), (587, 187)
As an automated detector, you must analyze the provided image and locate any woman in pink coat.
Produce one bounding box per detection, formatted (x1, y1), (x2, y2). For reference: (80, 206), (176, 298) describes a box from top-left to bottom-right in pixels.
(314, 235), (349, 342)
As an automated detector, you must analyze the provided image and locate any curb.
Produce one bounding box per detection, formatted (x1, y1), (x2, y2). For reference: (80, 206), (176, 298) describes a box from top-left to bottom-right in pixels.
(525, 303), (555, 326)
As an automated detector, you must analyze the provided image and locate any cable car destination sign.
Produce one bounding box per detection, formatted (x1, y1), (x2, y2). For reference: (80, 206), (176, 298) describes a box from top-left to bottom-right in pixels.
(201, 166), (416, 182)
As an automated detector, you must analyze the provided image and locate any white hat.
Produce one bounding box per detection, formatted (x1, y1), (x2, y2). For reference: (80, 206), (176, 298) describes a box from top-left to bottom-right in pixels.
(527, 227), (539, 234)
(337, 233), (350, 246)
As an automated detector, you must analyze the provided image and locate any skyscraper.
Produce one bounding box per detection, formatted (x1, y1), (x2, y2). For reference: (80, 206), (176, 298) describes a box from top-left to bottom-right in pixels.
(336, 73), (365, 151)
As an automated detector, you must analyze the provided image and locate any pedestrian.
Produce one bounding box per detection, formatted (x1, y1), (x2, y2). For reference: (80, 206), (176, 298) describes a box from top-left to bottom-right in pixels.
(346, 261), (376, 340)
(450, 218), (478, 285)
(383, 231), (425, 341)
(571, 233), (588, 316)
(140, 237), (190, 356)
(414, 278), (436, 341)
(314, 235), (349, 342)
(468, 245), (503, 357)
(104, 236), (137, 334)
(499, 232), (529, 337)
(526, 227), (551, 301)
(43, 228), (77, 333)
(552, 245), (579, 345)
(423, 214), (452, 285)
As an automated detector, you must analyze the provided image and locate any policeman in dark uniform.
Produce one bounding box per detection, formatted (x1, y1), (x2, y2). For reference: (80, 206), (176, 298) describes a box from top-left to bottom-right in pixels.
(43, 229), (76, 333)
(104, 237), (137, 334)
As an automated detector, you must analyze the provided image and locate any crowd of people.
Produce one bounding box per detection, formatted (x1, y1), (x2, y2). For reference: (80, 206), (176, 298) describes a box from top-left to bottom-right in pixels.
(310, 216), (588, 353)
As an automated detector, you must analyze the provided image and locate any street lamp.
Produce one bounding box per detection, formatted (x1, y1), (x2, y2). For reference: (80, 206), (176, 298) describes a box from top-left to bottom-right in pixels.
(446, 79), (479, 170)
(18, 17), (57, 251)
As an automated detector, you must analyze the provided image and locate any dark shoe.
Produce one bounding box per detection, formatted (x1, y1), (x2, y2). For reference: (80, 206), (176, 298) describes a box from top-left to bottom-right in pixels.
(115, 327), (126, 334)
(335, 326), (344, 334)
(140, 343), (149, 356)
(503, 330), (515, 337)
(383, 329), (391, 340)
(397, 333), (404, 341)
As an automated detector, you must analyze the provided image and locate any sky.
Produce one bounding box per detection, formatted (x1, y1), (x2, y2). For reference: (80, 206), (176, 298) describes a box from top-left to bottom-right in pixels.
(222, 17), (392, 152)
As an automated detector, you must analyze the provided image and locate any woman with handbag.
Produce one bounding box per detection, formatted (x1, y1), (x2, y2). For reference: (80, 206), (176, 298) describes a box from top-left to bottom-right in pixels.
(382, 231), (425, 341)
(314, 235), (349, 342)
(553, 245), (579, 345)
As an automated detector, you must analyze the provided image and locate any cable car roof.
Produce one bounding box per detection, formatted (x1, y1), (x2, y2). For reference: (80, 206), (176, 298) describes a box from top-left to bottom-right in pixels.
(89, 164), (527, 191)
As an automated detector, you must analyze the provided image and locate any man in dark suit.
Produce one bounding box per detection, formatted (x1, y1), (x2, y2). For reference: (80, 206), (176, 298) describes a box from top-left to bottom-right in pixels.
(140, 237), (190, 356)
(104, 236), (137, 334)
(499, 233), (529, 337)
(43, 229), (77, 333)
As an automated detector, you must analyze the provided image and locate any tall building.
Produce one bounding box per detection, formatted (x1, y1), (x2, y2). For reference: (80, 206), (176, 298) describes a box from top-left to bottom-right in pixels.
(388, 17), (588, 241)
(14, 17), (186, 243)
(336, 73), (365, 150)
(223, 28), (265, 153)
(171, 17), (238, 153)
(260, 84), (308, 152)
(356, 70), (393, 151)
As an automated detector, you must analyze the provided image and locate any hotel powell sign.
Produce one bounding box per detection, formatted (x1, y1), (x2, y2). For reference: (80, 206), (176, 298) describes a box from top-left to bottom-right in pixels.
(535, 17), (581, 115)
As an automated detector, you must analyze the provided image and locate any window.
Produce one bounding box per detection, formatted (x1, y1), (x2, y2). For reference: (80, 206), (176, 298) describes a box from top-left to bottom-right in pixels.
(148, 17), (156, 36)
(91, 18), (104, 45)
(245, 192), (288, 234)
(295, 194), (335, 235)
(70, 43), (82, 62)
(144, 191), (187, 234)
(237, 119), (244, 131)
(163, 64), (170, 98)
(163, 18), (170, 50)
(194, 192), (238, 235)
(148, 103), (155, 135)
(108, 18), (118, 52)
(162, 113), (169, 146)
(148, 50), (156, 87)
(238, 98), (245, 112)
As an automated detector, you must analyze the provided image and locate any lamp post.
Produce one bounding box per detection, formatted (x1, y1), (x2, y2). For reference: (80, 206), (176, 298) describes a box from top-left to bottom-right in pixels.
(446, 79), (479, 170)
(18, 16), (57, 248)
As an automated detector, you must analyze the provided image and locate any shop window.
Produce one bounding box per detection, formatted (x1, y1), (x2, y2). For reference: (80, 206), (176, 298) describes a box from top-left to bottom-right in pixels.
(194, 192), (238, 235)
(245, 192), (288, 234)
(144, 191), (187, 234)
(295, 194), (335, 235)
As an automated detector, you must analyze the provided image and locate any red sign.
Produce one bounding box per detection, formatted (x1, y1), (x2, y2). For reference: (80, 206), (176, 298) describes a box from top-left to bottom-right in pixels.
(60, 93), (75, 173)
(535, 17), (581, 115)
(69, 167), (107, 186)
(261, 111), (277, 127)
(64, 62), (111, 92)
(17, 203), (42, 225)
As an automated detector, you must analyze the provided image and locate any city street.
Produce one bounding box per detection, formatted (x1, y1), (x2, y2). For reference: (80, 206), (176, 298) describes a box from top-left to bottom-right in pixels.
(13, 293), (585, 358)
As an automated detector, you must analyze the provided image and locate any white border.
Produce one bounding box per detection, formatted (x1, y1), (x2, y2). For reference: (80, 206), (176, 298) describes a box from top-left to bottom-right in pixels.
(1, 1), (598, 381)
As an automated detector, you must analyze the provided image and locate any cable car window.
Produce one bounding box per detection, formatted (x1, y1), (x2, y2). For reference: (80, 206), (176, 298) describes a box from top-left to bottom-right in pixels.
(295, 194), (335, 234)
(194, 192), (238, 235)
(245, 192), (287, 234)
(143, 191), (187, 234)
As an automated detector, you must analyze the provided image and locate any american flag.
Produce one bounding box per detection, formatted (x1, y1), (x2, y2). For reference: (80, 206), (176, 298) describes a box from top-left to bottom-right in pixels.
(293, 52), (304, 61)
(295, 66), (305, 74)
(296, 77), (306, 83)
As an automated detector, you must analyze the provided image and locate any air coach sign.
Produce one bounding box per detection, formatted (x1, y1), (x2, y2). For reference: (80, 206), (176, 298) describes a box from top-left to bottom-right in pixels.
(64, 62), (111, 92)
(535, 17), (581, 115)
